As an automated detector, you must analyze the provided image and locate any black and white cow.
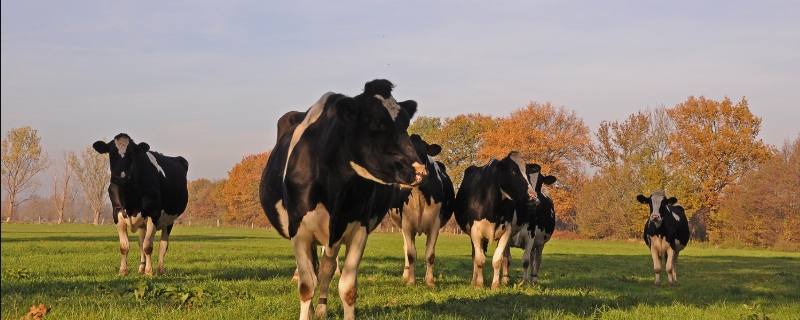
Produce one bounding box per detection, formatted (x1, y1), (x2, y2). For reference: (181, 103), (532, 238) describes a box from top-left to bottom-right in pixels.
(388, 134), (455, 286)
(453, 152), (537, 289)
(503, 164), (557, 285)
(260, 79), (427, 320)
(92, 133), (189, 276)
(637, 191), (690, 287)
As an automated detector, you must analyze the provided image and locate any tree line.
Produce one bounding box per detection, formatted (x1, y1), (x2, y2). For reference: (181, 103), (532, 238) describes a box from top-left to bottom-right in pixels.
(3, 96), (797, 249)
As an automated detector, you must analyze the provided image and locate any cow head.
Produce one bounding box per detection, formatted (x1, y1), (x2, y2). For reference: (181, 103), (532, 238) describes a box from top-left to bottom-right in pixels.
(636, 191), (678, 228)
(496, 152), (537, 203)
(409, 134), (442, 179)
(525, 163), (557, 204)
(92, 133), (150, 186)
(339, 79), (427, 188)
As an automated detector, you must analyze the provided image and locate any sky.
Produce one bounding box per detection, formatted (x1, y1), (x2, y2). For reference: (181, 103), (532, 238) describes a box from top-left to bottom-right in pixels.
(2, 1), (799, 185)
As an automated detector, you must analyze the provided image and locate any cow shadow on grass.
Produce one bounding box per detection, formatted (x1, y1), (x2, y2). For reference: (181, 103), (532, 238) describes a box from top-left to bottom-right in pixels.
(354, 252), (799, 316)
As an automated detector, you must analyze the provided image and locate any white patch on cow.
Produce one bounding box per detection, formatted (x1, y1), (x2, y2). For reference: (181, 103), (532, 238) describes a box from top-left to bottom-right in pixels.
(674, 240), (686, 251)
(428, 156), (441, 177)
(374, 95), (400, 120)
(300, 203), (331, 245)
(668, 207), (681, 221)
(350, 161), (391, 185)
(471, 219), (497, 243)
(156, 211), (178, 231)
(119, 210), (146, 233)
(533, 226), (550, 246)
(146, 152), (166, 178)
(115, 137), (129, 157)
(275, 200), (291, 237)
(284, 92), (335, 179)
(500, 189), (513, 200)
(509, 152), (527, 177)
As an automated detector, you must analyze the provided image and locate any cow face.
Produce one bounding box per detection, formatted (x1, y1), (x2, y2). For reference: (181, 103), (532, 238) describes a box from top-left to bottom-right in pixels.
(339, 80), (427, 188)
(496, 152), (537, 203)
(409, 134), (442, 172)
(526, 164), (557, 192)
(92, 133), (150, 186)
(636, 191), (678, 228)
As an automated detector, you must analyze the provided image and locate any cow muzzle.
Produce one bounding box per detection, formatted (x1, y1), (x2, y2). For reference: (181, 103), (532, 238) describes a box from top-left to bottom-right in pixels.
(401, 162), (428, 188)
(650, 214), (661, 223)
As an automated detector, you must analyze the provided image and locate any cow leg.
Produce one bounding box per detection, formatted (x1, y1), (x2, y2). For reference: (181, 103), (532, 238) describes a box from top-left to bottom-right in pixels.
(470, 232), (486, 288)
(671, 251), (680, 286)
(521, 240), (535, 285)
(142, 217), (157, 276)
(157, 225), (172, 276)
(501, 246), (511, 285)
(137, 227), (146, 274)
(491, 224), (512, 289)
(531, 244), (544, 285)
(401, 224), (417, 285)
(291, 233), (317, 320)
(116, 219), (129, 276)
(292, 267), (299, 282)
(315, 243), (342, 319)
(424, 224), (440, 287)
(650, 244), (662, 286)
(339, 226), (368, 320)
(666, 248), (676, 287)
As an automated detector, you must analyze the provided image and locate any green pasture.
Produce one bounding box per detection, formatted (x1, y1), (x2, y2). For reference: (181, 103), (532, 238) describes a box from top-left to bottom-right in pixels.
(1, 224), (798, 319)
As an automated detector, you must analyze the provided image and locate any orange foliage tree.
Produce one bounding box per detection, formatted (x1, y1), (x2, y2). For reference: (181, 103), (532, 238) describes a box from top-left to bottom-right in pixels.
(409, 114), (497, 189)
(480, 102), (590, 228)
(716, 135), (800, 249)
(666, 96), (773, 242)
(578, 108), (672, 238)
(184, 178), (226, 223)
(222, 152), (271, 226)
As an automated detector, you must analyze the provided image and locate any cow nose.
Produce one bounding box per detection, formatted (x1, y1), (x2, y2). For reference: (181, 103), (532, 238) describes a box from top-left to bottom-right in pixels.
(528, 190), (537, 201)
(412, 162), (428, 185)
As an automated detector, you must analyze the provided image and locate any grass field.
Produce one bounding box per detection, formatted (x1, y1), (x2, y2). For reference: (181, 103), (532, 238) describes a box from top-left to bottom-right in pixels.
(2, 224), (798, 319)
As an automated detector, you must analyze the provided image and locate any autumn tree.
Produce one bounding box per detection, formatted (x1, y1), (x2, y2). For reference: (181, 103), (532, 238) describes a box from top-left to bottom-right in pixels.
(184, 178), (226, 223)
(222, 152), (271, 226)
(666, 96), (773, 242)
(480, 102), (590, 228)
(408, 116), (442, 139)
(578, 108), (672, 238)
(1, 126), (51, 222)
(70, 146), (110, 225)
(421, 114), (497, 188)
(715, 135), (800, 249)
(52, 151), (77, 224)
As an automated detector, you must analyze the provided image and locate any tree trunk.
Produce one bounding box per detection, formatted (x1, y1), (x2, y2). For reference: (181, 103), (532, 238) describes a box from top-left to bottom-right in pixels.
(5, 194), (15, 222)
(93, 209), (100, 225)
(57, 210), (64, 224)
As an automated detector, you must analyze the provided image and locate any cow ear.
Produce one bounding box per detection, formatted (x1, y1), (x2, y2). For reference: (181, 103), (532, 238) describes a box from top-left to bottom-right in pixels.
(666, 197), (678, 205)
(526, 163), (541, 173)
(636, 194), (650, 204)
(92, 141), (110, 154)
(542, 176), (557, 185)
(335, 97), (359, 124)
(398, 100), (417, 119)
(427, 144), (442, 157)
(135, 142), (150, 154)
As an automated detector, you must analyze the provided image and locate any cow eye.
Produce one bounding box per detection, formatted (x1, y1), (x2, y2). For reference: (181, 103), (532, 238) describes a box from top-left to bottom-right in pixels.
(372, 120), (386, 131)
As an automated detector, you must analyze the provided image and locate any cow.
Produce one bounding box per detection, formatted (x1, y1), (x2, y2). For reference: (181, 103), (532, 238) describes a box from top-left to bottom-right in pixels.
(388, 134), (455, 286)
(92, 133), (189, 276)
(453, 152), (537, 289)
(259, 79), (427, 320)
(503, 164), (557, 285)
(637, 191), (690, 287)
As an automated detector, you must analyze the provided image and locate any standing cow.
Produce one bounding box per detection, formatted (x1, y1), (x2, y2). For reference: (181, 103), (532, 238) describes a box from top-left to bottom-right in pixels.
(389, 134), (455, 286)
(92, 133), (189, 276)
(453, 152), (537, 289)
(260, 79), (427, 320)
(637, 191), (690, 287)
(503, 164), (557, 285)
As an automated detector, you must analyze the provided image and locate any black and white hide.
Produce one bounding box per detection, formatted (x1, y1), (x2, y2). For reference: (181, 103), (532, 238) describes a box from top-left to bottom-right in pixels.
(637, 191), (690, 287)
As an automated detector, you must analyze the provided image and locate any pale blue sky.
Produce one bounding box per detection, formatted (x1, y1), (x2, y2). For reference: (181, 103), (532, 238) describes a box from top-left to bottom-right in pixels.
(3, 1), (799, 181)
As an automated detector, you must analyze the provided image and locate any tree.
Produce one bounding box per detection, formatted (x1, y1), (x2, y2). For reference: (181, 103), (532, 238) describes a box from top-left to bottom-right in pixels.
(222, 152), (271, 226)
(666, 96), (774, 242)
(70, 146), (110, 225)
(480, 102), (591, 228)
(184, 178), (225, 223)
(408, 116), (442, 139)
(716, 135), (800, 248)
(1, 126), (51, 222)
(431, 114), (497, 188)
(51, 151), (77, 224)
(578, 108), (673, 239)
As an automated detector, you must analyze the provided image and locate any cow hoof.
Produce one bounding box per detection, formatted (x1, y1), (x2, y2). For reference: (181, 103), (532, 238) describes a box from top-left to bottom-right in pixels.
(502, 276), (510, 285)
(669, 281), (675, 287)
(157, 268), (165, 276)
(145, 268), (154, 276)
(118, 269), (128, 276)
(491, 282), (500, 290)
(405, 279), (415, 286)
(425, 278), (435, 287)
(314, 304), (327, 318)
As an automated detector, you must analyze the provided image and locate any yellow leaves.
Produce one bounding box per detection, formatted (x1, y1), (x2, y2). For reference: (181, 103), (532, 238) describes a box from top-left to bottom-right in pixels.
(21, 303), (50, 320)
